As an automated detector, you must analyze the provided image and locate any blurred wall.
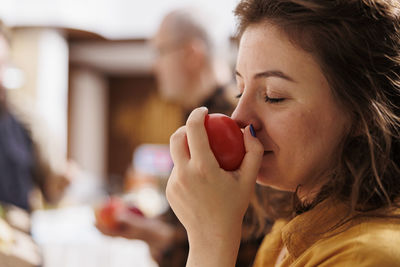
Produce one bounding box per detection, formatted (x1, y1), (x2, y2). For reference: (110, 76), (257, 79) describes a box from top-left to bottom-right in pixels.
(8, 28), (69, 172)
(69, 68), (108, 180)
(107, 75), (182, 182)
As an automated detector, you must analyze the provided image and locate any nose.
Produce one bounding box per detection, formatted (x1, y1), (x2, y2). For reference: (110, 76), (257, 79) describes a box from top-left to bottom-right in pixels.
(231, 92), (261, 131)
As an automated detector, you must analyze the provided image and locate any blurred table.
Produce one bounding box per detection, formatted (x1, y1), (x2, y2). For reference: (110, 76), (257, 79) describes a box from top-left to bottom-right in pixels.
(31, 205), (158, 267)
(0, 217), (41, 267)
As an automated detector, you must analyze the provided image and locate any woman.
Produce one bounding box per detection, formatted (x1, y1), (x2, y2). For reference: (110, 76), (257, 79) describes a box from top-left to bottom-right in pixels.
(166, 0), (400, 266)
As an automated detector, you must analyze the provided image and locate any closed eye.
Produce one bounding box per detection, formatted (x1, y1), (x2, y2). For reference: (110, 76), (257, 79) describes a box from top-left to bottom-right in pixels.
(236, 92), (285, 103)
(265, 96), (285, 103)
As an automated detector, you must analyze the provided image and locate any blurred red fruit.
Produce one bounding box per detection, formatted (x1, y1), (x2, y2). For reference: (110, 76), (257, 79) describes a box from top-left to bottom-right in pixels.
(127, 206), (144, 217)
(98, 197), (124, 230)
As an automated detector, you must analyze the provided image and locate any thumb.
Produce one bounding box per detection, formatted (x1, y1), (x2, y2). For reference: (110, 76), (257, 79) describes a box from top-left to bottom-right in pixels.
(239, 125), (264, 193)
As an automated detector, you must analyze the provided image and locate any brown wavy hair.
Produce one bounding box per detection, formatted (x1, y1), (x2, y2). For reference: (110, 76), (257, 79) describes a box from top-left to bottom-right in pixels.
(234, 0), (400, 215)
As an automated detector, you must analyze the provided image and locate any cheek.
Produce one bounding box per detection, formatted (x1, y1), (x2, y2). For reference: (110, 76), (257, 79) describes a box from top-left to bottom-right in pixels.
(265, 108), (345, 187)
(155, 62), (169, 80)
(266, 110), (312, 150)
(274, 102), (346, 149)
(256, 77), (350, 190)
(298, 110), (347, 185)
(283, 109), (339, 160)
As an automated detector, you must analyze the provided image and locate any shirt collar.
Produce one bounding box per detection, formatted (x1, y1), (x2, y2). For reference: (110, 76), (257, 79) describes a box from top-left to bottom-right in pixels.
(281, 198), (352, 258)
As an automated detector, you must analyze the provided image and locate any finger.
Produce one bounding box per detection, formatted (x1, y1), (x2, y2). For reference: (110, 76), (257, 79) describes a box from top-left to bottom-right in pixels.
(115, 209), (144, 224)
(169, 126), (190, 166)
(115, 210), (131, 223)
(239, 125), (264, 193)
(95, 223), (117, 237)
(185, 107), (217, 164)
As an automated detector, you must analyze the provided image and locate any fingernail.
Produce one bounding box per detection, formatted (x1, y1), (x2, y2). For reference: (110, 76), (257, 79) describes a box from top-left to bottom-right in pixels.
(199, 106), (208, 112)
(250, 124), (256, 137)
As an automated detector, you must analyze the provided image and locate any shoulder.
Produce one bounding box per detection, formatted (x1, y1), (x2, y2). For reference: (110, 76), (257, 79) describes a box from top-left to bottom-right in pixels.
(297, 218), (400, 267)
(0, 111), (31, 139)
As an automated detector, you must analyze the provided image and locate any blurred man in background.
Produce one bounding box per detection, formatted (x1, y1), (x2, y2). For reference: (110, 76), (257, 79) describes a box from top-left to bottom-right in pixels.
(96, 7), (280, 267)
(152, 8), (234, 119)
(0, 21), (70, 213)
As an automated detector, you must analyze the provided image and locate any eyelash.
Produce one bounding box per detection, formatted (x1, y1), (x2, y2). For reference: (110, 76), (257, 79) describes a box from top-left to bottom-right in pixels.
(265, 95), (285, 103)
(235, 93), (285, 103)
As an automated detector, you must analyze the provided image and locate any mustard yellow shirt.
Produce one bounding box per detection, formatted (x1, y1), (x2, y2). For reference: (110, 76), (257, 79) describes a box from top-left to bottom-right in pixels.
(253, 200), (400, 267)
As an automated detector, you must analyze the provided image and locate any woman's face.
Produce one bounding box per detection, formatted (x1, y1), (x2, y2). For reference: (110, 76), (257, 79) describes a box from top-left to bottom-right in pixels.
(232, 23), (350, 193)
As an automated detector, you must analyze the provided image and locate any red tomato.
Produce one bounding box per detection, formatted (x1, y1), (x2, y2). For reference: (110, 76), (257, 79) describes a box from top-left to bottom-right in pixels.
(127, 206), (144, 217)
(204, 113), (245, 171)
(98, 197), (124, 230)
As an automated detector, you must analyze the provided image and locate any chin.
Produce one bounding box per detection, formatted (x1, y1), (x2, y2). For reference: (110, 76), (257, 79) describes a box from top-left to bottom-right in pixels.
(256, 174), (278, 187)
(256, 174), (295, 192)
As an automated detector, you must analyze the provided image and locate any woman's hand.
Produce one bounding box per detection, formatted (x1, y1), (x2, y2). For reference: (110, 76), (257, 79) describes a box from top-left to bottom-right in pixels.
(166, 107), (264, 267)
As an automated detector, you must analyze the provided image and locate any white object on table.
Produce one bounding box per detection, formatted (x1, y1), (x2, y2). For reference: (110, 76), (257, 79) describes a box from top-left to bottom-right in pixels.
(31, 205), (158, 267)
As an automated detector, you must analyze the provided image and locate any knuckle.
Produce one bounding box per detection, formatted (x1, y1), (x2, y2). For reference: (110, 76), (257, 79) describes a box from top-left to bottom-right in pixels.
(186, 116), (202, 131)
(192, 160), (212, 178)
(165, 184), (172, 202)
(254, 144), (264, 155)
(166, 177), (177, 202)
(170, 126), (186, 144)
(248, 139), (264, 156)
(166, 168), (186, 202)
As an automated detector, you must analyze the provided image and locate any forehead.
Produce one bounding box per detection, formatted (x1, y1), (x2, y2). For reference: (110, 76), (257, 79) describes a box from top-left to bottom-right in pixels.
(153, 18), (177, 46)
(236, 23), (321, 80)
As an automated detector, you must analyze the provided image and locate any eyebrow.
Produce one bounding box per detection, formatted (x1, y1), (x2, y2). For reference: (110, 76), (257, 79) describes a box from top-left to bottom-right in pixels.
(235, 70), (296, 83)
